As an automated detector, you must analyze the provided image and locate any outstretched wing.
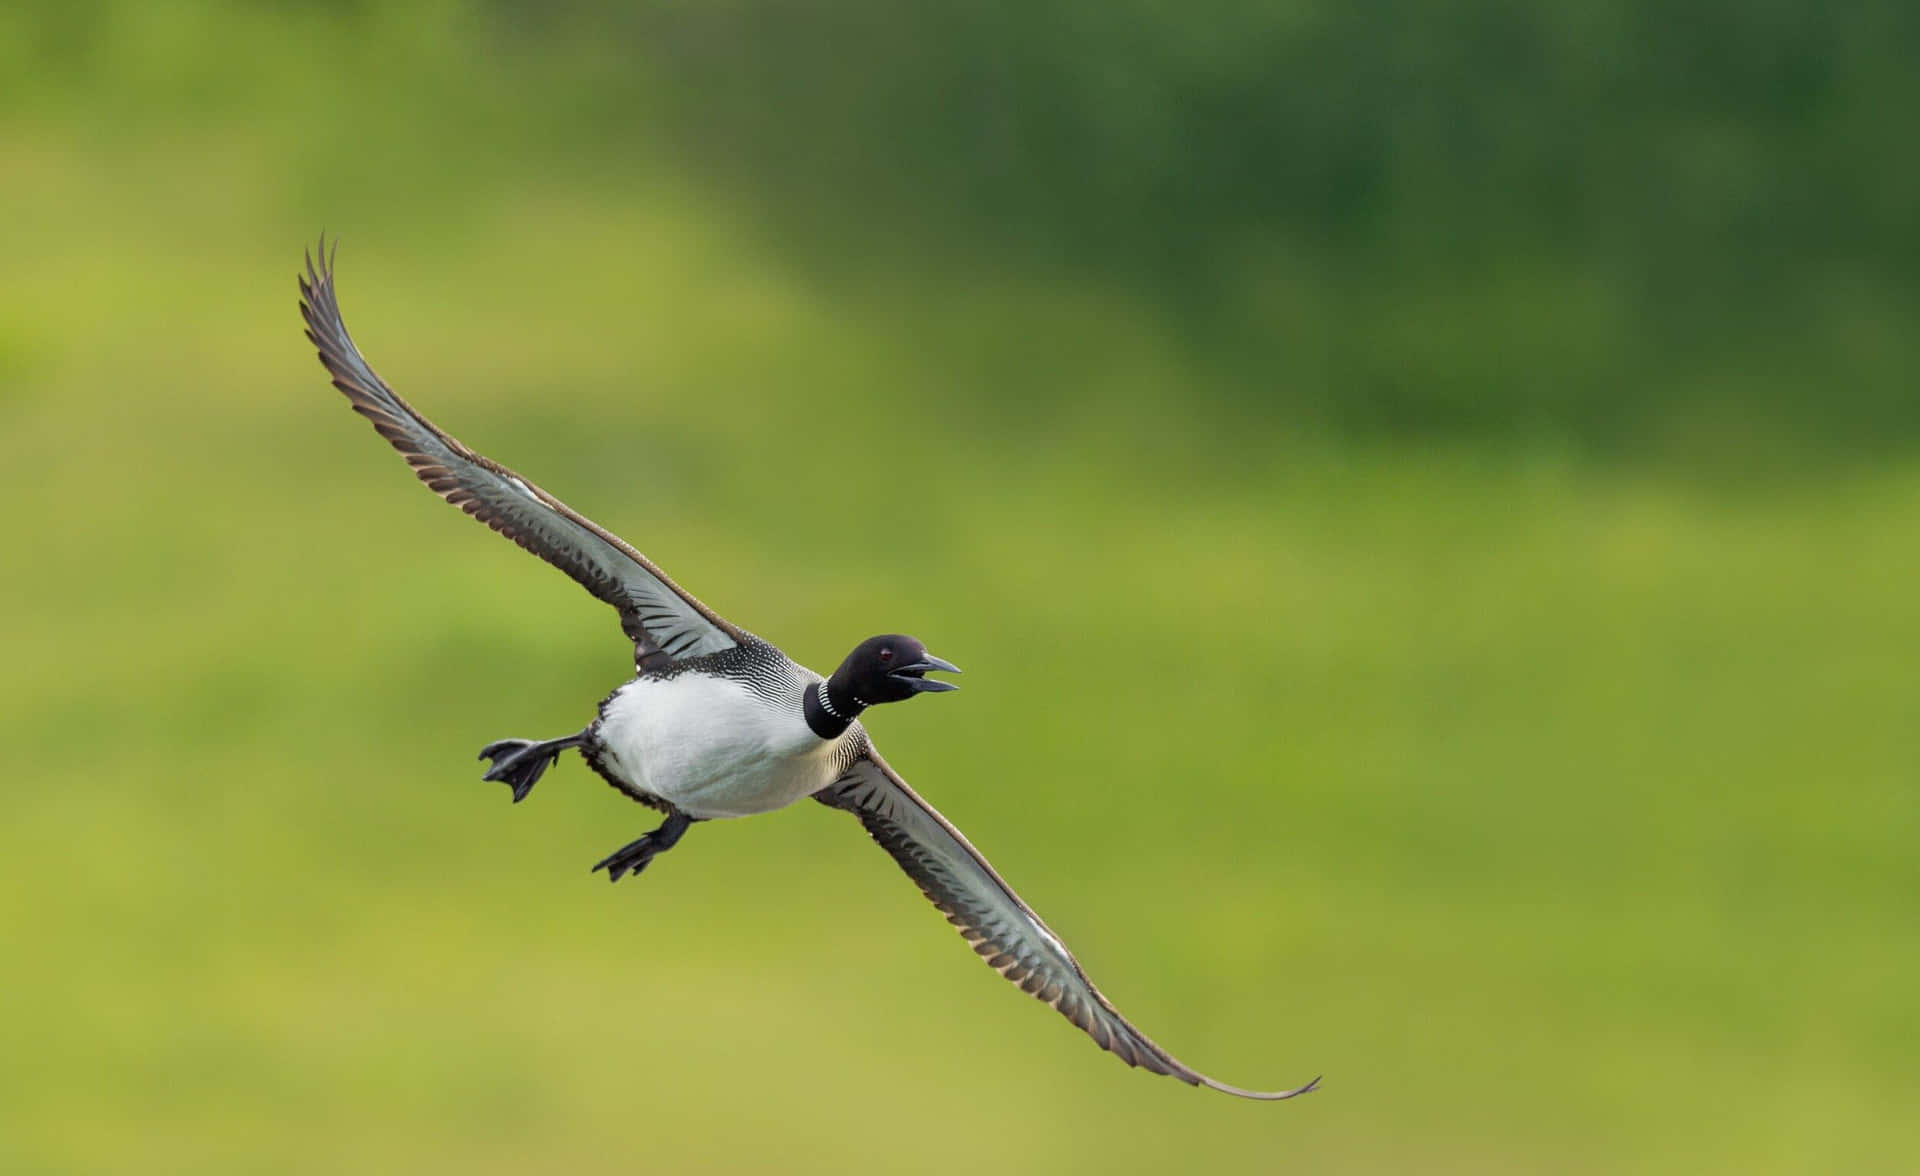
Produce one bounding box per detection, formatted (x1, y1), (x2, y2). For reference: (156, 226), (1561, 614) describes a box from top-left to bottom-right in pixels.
(815, 749), (1319, 1101)
(298, 240), (743, 663)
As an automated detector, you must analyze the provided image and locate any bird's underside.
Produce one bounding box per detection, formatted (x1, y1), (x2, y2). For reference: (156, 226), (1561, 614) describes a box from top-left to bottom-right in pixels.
(298, 238), (1319, 1102)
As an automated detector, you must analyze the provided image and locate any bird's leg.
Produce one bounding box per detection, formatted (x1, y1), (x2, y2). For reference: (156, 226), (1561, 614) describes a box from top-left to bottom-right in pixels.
(593, 811), (696, 883)
(478, 731), (588, 803)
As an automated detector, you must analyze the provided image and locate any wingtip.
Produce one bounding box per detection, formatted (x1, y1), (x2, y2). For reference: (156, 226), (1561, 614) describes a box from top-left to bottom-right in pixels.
(1199, 1072), (1322, 1101)
(303, 232), (339, 291)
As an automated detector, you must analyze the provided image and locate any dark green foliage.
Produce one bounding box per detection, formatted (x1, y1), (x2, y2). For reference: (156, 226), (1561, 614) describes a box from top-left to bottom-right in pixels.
(598, 0), (1920, 450)
(13, 0), (1918, 452)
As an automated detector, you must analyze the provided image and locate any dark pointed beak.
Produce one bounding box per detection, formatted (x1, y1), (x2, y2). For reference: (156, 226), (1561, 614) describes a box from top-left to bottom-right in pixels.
(893, 653), (961, 693)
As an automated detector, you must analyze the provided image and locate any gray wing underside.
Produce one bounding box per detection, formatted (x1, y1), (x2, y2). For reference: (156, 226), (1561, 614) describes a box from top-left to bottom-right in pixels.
(298, 241), (742, 662)
(815, 750), (1319, 1101)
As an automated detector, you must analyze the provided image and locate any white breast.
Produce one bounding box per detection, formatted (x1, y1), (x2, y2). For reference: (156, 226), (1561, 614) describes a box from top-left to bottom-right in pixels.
(594, 673), (845, 819)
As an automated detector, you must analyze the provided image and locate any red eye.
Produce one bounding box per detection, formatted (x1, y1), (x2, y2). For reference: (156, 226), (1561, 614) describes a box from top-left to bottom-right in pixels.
(879, 648), (894, 662)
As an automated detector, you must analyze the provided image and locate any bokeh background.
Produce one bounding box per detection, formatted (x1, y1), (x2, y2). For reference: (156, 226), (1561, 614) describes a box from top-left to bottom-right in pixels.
(4, 2), (1917, 1171)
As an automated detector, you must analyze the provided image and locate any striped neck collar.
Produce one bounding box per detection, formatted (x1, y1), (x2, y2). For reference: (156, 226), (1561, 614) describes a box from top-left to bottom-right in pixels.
(804, 678), (865, 740)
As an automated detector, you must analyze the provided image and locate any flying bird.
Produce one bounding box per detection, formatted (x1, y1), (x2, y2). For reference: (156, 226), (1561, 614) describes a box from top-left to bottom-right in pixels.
(298, 240), (1318, 1101)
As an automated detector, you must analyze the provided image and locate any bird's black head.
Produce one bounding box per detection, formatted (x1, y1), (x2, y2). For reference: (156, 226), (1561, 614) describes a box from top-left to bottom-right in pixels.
(834, 634), (961, 707)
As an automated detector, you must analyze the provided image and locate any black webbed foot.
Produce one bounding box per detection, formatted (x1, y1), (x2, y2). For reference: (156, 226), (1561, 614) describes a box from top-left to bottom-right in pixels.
(478, 733), (585, 803)
(592, 838), (660, 882)
(593, 811), (695, 883)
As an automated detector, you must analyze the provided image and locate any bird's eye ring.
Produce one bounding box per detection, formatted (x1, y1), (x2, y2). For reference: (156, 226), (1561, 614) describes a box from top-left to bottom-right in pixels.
(879, 648), (894, 662)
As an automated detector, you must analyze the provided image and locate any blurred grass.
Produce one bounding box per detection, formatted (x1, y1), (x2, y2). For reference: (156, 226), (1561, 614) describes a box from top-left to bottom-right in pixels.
(3, 4), (1919, 1173)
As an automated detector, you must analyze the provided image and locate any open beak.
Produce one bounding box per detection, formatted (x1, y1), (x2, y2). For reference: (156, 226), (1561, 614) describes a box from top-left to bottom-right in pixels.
(893, 653), (961, 693)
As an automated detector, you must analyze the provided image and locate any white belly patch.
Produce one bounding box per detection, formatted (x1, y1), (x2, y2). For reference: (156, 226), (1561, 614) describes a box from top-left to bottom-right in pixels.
(594, 674), (839, 819)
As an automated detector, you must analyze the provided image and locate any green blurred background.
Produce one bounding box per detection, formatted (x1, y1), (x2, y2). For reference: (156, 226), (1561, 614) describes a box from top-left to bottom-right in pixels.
(4, 1), (1916, 1171)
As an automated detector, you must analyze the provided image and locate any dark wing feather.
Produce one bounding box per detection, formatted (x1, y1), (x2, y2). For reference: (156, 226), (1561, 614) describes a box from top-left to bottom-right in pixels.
(297, 239), (742, 662)
(816, 749), (1319, 1101)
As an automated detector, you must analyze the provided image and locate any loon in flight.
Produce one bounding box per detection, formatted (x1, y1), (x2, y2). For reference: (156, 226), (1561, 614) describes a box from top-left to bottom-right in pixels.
(298, 240), (1318, 1102)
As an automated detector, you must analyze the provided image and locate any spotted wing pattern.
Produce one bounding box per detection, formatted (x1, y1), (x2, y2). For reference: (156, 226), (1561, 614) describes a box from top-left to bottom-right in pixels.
(299, 241), (742, 663)
(815, 749), (1319, 1101)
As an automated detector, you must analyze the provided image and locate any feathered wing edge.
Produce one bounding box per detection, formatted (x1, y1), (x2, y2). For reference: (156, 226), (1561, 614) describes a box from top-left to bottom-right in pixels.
(297, 237), (743, 661)
(816, 749), (1319, 1101)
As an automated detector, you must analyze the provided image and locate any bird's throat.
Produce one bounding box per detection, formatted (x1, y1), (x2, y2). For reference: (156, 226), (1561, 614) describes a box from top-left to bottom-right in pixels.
(803, 677), (866, 740)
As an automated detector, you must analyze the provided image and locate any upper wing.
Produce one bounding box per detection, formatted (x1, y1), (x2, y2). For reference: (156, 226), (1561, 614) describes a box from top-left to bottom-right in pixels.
(298, 240), (743, 663)
(815, 749), (1319, 1101)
